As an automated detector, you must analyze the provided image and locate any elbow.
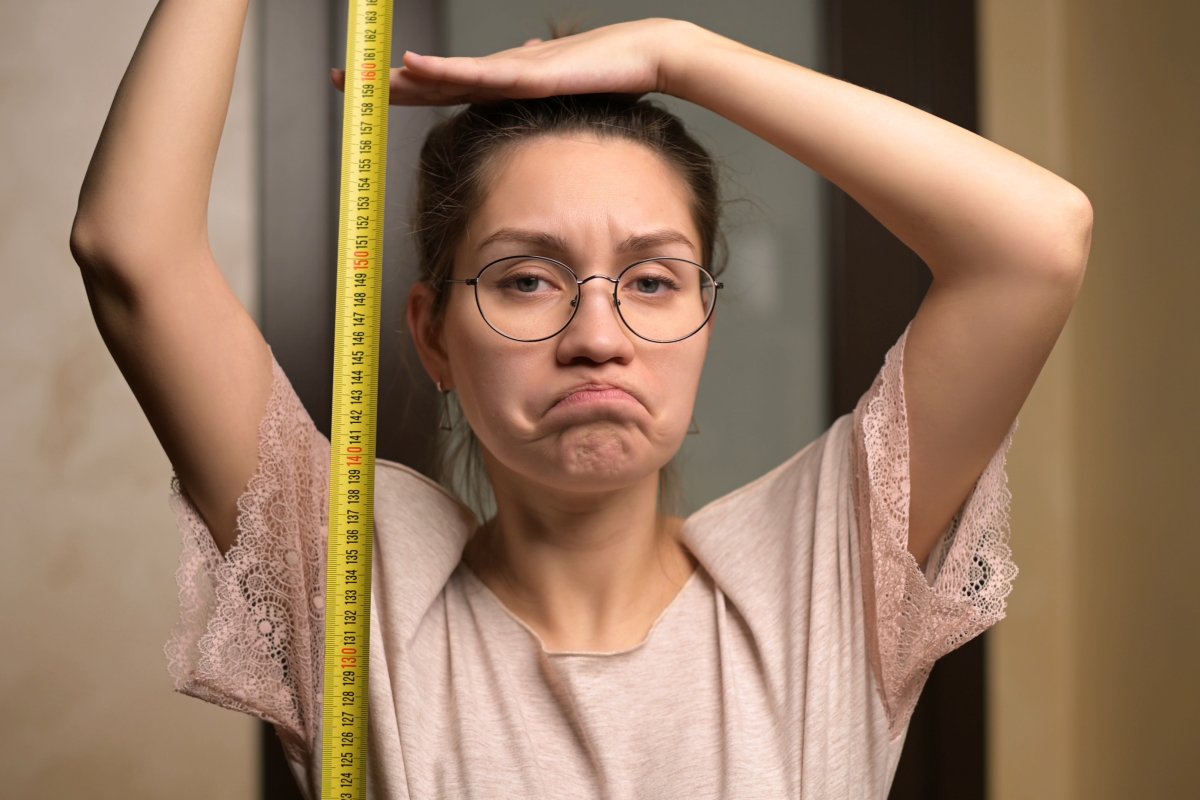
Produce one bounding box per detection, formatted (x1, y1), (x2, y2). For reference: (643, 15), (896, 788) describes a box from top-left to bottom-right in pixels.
(69, 212), (144, 306)
(69, 209), (131, 276)
(69, 212), (104, 273)
(1050, 184), (1094, 285)
(71, 203), (167, 275)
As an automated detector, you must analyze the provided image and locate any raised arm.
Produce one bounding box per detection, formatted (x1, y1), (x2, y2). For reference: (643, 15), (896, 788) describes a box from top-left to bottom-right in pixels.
(383, 19), (1092, 569)
(662, 25), (1092, 570)
(70, 0), (271, 554)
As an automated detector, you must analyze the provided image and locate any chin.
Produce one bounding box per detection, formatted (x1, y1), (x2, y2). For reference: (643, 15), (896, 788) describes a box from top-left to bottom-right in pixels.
(552, 425), (682, 489)
(507, 425), (664, 492)
(558, 427), (641, 477)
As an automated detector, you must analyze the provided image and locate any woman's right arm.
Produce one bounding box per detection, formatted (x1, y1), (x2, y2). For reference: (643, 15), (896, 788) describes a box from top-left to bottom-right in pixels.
(70, 0), (270, 554)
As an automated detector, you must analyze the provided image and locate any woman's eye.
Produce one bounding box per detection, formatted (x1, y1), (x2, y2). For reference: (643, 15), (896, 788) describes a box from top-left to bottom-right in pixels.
(497, 272), (554, 293)
(629, 273), (680, 294)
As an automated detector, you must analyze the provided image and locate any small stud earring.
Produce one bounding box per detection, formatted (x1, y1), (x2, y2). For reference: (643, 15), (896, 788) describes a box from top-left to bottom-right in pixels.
(436, 381), (454, 431)
(687, 415), (700, 436)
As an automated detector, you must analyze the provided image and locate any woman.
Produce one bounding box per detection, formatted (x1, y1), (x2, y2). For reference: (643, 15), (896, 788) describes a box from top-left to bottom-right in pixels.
(70, 4), (1091, 798)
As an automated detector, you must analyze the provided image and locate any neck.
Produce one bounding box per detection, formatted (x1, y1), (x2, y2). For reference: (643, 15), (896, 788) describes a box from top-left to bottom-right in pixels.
(462, 456), (696, 651)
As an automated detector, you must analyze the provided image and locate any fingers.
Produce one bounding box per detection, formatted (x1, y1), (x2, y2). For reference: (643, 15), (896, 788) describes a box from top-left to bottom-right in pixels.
(330, 63), (472, 106)
(401, 53), (539, 98)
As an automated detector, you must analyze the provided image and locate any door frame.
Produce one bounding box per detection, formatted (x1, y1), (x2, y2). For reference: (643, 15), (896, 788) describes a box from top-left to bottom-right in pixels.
(824, 1), (986, 797)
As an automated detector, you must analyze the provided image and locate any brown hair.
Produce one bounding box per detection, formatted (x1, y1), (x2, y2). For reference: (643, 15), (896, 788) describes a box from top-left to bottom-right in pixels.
(413, 93), (726, 518)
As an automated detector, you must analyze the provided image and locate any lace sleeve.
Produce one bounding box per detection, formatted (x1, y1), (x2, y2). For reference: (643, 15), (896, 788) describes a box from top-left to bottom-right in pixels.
(851, 322), (1019, 740)
(164, 354), (328, 774)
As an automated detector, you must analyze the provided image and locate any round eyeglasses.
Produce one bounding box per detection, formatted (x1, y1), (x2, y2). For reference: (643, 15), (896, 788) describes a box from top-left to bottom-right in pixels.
(443, 255), (724, 343)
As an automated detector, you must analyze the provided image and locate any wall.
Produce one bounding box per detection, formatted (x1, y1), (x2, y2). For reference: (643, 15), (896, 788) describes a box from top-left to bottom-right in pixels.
(981, 1), (1200, 797)
(0, 1), (257, 796)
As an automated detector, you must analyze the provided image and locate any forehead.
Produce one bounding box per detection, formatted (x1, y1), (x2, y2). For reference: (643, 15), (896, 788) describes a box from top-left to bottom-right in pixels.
(462, 134), (700, 256)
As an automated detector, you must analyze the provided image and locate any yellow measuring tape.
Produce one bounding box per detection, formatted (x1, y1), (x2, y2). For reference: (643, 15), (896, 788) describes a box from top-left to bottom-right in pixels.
(323, 1), (392, 798)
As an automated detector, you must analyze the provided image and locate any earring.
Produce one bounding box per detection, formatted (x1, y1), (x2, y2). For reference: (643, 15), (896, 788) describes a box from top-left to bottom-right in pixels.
(436, 380), (454, 431)
(687, 415), (700, 436)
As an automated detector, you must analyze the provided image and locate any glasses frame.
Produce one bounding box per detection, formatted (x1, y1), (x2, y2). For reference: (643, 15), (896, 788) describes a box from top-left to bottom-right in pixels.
(443, 254), (725, 344)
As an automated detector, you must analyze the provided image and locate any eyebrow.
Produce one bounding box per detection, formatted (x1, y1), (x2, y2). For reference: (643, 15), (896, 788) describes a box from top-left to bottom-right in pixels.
(477, 227), (698, 256)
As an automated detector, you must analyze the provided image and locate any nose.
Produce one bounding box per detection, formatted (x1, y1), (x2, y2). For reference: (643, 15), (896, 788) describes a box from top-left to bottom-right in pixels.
(555, 275), (636, 365)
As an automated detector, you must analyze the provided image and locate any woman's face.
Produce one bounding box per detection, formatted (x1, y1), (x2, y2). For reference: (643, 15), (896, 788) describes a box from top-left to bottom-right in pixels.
(415, 133), (712, 496)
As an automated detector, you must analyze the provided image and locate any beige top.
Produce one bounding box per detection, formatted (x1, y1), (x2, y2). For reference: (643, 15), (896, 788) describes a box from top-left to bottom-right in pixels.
(165, 323), (1019, 799)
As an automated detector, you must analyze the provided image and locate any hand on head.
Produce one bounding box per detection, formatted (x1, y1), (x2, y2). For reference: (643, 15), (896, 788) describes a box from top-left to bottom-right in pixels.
(331, 19), (684, 106)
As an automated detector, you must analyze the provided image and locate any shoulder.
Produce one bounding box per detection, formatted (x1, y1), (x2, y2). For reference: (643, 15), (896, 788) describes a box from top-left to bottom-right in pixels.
(375, 458), (478, 532)
(371, 459), (480, 639)
(676, 414), (868, 692)
(680, 413), (857, 606)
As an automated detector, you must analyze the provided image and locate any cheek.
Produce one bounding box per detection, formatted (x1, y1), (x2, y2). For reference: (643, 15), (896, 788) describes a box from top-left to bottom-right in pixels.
(636, 343), (709, 445)
(444, 320), (543, 434)
(658, 339), (709, 407)
(442, 309), (494, 406)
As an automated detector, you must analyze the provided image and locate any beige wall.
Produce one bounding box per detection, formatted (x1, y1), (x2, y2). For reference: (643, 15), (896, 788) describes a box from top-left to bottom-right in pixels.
(0, 1), (256, 797)
(982, 1), (1200, 798)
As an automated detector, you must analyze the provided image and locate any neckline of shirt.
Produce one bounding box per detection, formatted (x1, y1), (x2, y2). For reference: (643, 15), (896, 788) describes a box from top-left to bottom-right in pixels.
(456, 559), (705, 658)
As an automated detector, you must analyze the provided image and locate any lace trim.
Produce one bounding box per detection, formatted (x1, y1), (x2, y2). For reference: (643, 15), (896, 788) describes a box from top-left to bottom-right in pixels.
(163, 356), (328, 768)
(852, 323), (1019, 739)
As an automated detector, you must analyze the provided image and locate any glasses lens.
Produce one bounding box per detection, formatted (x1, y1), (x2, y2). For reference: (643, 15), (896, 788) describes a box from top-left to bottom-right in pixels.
(475, 256), (577, 341)
(617, 258), (717, 342)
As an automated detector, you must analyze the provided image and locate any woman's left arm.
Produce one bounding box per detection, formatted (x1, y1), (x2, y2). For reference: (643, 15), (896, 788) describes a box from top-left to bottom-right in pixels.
(384, 19), (1093, 569)
(666, 24), (1093, 570)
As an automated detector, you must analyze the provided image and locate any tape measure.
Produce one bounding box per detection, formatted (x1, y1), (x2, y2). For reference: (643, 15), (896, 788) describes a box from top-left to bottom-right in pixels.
(322, 1), (392, 798)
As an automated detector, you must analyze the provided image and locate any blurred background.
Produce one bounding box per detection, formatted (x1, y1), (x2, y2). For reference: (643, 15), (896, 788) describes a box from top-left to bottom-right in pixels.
(1, 0), (1195, 797)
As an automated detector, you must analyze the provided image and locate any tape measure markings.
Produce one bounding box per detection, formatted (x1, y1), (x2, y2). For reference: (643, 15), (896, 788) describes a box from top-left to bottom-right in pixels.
(323, 1), (392, 798)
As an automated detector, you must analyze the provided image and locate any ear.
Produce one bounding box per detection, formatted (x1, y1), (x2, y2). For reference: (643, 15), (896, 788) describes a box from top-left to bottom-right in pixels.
(406, 282), (452, 389)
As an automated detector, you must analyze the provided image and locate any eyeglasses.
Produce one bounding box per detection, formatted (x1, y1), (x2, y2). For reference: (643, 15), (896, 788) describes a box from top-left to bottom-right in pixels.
(443, 255), (724, 343)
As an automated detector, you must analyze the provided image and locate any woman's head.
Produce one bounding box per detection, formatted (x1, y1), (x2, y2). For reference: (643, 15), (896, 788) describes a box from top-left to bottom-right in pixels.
(407, 94), (724, 514)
